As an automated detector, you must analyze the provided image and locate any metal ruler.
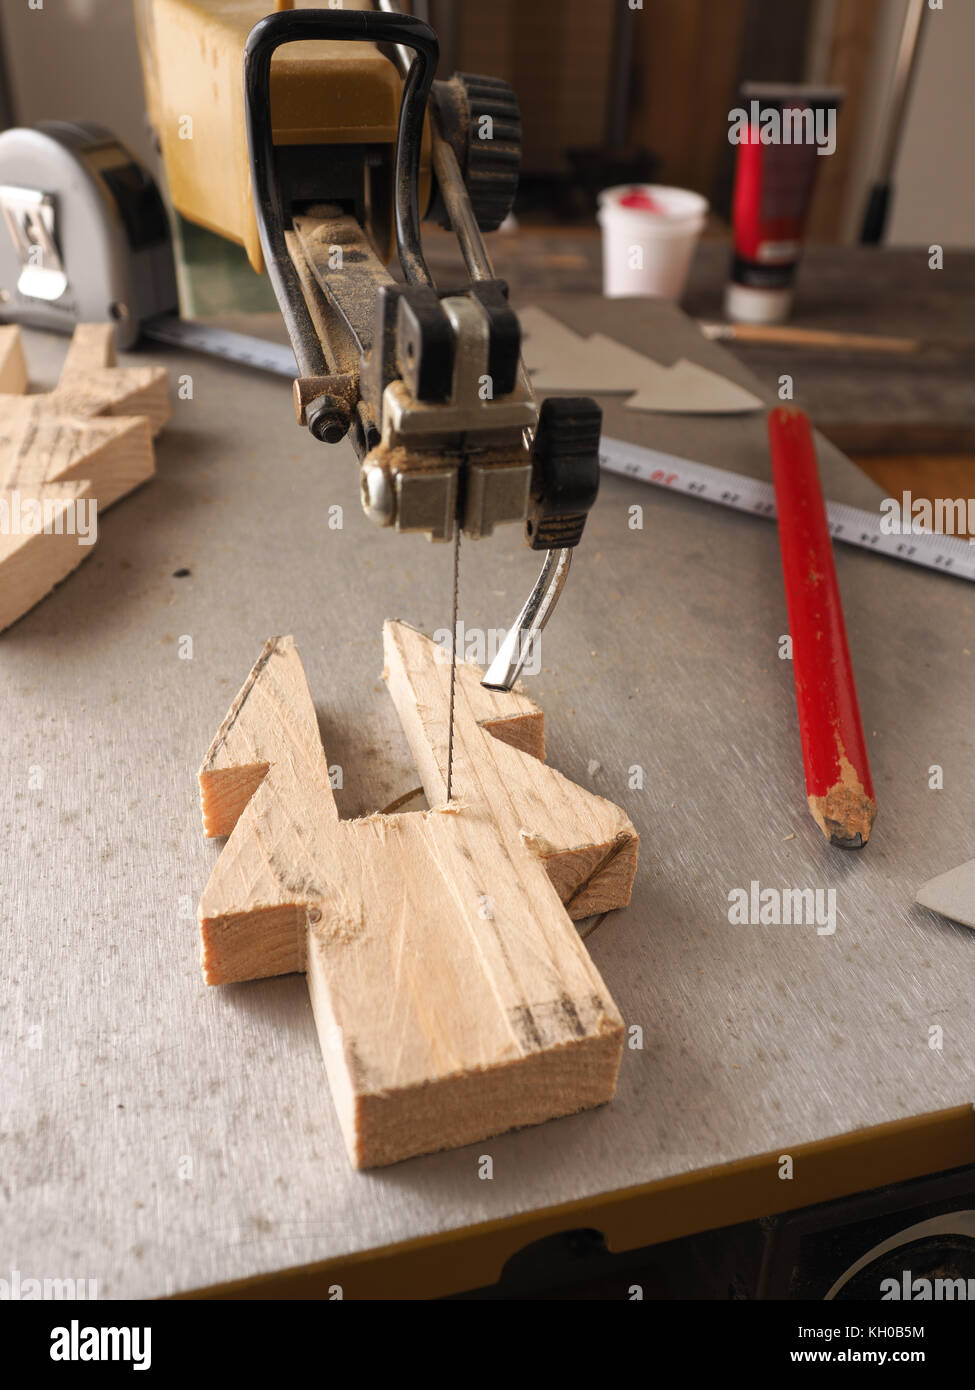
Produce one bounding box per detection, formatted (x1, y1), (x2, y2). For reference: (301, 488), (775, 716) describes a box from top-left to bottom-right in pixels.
(599, 435), (975, 583)
(141, 314), (297, 378)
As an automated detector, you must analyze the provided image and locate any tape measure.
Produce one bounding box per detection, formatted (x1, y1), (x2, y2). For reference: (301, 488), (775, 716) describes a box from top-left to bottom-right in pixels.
(599, 435), (975, 584)
(141, 314), (295, 378)
(0, 121), (296, 377)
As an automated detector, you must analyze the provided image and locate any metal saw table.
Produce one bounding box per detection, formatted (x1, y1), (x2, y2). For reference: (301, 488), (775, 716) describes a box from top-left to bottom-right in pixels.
(2, 270), (974, 1299)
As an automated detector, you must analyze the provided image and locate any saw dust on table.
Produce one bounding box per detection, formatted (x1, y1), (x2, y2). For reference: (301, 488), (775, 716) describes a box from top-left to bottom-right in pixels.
(196, 621), (638, 1169)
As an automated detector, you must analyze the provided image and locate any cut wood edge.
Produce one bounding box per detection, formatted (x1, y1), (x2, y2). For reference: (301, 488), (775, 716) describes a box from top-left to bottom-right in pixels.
(104, 369), (171, 437)
(9, 413), (155, 504)
(201, 902), (308, 986)
(61, 415), (155, 508)
(544, 831), (640, 919)
(518, 303), (590, 373)
(337, 1029), (623, 1170)
(198, 634), (338, 982)
(58, 322), (116, 375)
(53, 367), (171, 437)
(56, 324), (169, 434)
(199, 762), (271, 839)
(0, 482), (95, 632)
(0, 325), (28, 395)
(480, 711), (545, 761)
(198, 632), (330, 836)
(383, 618), (639, 912)
(200, 638), (289, 768)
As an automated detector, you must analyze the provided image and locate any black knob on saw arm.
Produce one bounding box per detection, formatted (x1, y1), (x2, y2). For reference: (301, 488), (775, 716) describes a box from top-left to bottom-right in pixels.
(430, 73), (522, 233)
(526, 397), (601, 551)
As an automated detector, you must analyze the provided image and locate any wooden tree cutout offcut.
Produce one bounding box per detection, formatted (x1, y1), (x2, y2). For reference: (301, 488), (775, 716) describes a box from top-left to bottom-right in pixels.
(0, 323), (169, 631)
(197, 622), (639, 1168)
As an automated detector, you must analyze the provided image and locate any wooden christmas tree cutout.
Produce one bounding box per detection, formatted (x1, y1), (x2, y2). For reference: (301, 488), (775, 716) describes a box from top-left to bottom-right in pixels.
(0, 323), (169, 632)
(197, 622), (638, 1168)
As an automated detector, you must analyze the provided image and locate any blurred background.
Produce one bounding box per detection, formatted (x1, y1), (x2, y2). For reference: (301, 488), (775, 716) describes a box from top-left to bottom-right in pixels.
(0, 0), (971, 249)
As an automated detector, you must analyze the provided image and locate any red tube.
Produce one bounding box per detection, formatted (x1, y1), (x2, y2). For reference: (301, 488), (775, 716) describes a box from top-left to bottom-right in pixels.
(727, 84), (843, 324)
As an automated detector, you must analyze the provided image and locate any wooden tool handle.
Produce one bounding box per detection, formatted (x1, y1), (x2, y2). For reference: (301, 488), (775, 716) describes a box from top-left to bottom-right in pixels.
(769, 407), (877, 847)
(729, 323), (919, 354)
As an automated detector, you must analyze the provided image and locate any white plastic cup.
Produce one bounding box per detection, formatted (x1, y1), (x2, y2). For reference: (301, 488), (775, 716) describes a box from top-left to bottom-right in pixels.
(597, 184), (709, 299)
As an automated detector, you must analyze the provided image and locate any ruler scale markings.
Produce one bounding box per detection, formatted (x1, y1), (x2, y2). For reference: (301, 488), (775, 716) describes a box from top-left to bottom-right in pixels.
(600, 436), (975, 584)
(122, 335), (975, 585)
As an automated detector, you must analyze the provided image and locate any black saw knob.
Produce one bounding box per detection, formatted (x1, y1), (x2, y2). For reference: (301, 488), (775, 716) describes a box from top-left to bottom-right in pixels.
(527, 397), (602, 550)
(431, 73), (522, 232)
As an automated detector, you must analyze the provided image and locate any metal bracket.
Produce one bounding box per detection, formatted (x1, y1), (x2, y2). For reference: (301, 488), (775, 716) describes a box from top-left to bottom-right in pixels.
(482, 547), (573, 691)
(361, 294), (534, 541)
(0, 184), (67, 302)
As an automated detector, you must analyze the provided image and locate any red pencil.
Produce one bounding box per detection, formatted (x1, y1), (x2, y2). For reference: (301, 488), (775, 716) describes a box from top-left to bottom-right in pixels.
(768, 406), (877, 848)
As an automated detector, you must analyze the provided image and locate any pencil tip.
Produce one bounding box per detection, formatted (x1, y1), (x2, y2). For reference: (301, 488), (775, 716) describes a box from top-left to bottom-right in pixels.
(830, 831), (865, 850)
(808, 787), (876, 849)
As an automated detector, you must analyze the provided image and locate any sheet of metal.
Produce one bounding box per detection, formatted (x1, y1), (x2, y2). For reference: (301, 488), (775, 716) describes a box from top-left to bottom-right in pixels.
(2, 305), (972, 1297)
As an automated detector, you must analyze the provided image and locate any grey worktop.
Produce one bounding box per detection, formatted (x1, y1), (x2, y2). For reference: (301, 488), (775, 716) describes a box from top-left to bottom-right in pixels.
(2, 283), (973, 1298)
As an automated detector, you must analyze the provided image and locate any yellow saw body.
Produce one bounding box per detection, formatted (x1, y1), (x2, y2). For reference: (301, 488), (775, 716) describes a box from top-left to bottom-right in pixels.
(135, 0), (431, 269)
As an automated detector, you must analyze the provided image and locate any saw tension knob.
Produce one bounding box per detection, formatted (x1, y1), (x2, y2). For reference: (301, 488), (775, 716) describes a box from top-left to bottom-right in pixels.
(431, 73), (522, 233)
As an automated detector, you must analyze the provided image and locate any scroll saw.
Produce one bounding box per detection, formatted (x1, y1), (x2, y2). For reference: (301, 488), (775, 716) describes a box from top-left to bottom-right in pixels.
(0, 1), (602, 794)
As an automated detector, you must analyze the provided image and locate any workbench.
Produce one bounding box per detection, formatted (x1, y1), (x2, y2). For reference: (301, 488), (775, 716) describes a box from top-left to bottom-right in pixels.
(2, 245), (973, 1298)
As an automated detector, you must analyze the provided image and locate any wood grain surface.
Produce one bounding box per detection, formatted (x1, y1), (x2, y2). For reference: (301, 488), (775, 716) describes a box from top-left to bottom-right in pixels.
(197, 624), (635, 1167)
